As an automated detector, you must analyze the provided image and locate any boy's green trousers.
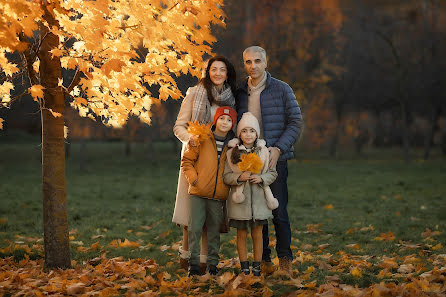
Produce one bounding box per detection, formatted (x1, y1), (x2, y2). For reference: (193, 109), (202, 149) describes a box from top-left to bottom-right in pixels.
(188, 195), (224, 266)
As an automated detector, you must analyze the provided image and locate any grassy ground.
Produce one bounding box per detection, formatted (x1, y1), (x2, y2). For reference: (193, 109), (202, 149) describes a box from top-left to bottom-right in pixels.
(0, 135), (445, 294)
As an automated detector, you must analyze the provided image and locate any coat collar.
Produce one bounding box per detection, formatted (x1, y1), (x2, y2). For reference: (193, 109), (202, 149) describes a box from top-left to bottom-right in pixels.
(240, 72), (272, 93)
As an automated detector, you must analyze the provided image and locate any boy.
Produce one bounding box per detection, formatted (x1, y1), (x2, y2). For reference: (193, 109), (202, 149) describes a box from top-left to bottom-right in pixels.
(181, 106), (237, 276)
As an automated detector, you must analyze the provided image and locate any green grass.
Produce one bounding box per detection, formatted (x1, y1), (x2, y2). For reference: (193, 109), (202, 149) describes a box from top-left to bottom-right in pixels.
(0, 136), (445, 291)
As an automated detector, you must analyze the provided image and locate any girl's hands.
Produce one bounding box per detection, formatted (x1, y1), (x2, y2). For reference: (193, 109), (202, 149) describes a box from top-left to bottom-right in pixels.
(249, 174), (262, 184)
(238, 171), (251, 182)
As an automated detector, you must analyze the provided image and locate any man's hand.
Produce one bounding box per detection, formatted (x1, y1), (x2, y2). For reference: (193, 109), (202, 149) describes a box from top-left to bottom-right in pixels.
(237, 171), (251, 182)
(268, 147), (281, 169)
(249, 174), (262, 184)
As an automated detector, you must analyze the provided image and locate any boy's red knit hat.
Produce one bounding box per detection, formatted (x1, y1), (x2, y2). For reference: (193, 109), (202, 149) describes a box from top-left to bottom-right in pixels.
(213, 106), (237, 129)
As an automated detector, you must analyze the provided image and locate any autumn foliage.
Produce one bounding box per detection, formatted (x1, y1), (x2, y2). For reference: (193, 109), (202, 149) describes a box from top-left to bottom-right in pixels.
(0, 0), (225, 127)
(0, 0), (227, 269)
(1, 242), (445, 296)
(238, 153), (263, 174)
(186, 121), (213, 143)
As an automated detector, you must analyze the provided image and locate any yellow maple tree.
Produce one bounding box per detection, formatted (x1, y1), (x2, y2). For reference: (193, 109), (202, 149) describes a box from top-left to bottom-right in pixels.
(0, 0), (225, 269)
(1, 0), (225, 127)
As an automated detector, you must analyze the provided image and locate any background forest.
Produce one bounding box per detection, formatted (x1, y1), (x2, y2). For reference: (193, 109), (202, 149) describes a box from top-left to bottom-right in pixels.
(1, 0), (445, 161)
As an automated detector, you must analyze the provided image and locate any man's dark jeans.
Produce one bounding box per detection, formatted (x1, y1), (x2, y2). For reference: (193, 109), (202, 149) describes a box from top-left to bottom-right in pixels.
(262, 160), (293, 261)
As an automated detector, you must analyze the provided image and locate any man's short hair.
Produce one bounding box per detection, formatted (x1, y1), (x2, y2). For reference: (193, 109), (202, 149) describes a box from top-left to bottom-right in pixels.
(243, 46), (267, 61)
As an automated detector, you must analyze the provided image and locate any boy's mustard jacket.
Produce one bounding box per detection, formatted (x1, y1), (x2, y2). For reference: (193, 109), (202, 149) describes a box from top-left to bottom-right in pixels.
(181, 134), (230, 200)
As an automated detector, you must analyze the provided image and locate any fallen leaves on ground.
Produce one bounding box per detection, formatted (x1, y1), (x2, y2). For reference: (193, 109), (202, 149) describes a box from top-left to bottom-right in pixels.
(0, 253), (445, 297)
(1, 226), (445, 296)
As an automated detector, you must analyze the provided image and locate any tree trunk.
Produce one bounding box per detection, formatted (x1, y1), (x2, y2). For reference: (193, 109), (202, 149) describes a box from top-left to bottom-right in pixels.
(125, 141), (131, 156)
(146, 135), (154, 160)
(171, 136), (179, 154)
(39, 19), (71, 269)
(65, 141), (71, 159)
(423, 106), (440, 160)
(442, 130), (446, 156)
(244, 0), (254, 47)
(399, 101), (411, 163)
(79, 139), (88, 172)
(125, 124), (131, 156)
(329, 109), (342, 158)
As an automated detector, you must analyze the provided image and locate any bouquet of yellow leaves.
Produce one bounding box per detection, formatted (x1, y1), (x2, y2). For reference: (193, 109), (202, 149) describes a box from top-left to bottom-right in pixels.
(186, 121), (212, 143)
(238, 152), (263, 174)
(231, 149), (278, 210)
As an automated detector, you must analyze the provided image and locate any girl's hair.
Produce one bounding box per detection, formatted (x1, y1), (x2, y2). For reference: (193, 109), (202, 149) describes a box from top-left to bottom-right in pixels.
(230, 139), (258, 164)
(198, 55), (236, 104)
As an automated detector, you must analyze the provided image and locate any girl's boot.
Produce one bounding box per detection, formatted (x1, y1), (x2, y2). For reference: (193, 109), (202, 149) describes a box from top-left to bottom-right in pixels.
(252, 261), (261, 276)
(240, 261), (250, 275)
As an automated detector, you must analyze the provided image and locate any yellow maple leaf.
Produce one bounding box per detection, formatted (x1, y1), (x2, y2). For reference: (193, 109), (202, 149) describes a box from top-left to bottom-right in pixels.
(323, 204), (334, 209)
(29, 85), (45, 102)
(2, 63), (19, 76)
(238, 152), (263, 174)
(101, 59), (126, 77)
(0, 118), (3, 130)
(48, 108), (62, 118)
(304, 281), (317, 288)
(432, 243), (443, 250)
(50, 48), (64, 58)
(374, 231), (395, 241)
(377, 269), (392, 279)
(351, 267), (363, 278)
(32, 59), (40, 73)
(186, 121), (212, 143)
(346, 243), (361, 250)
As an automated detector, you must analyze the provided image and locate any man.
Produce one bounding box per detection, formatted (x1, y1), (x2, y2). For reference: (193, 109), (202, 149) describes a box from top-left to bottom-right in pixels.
(236, 46), (302, 275)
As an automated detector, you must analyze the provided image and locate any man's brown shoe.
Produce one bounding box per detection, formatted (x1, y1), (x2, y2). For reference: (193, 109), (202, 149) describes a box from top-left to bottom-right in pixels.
(261, 260), (276, 275)
(279, 257), (292, 276)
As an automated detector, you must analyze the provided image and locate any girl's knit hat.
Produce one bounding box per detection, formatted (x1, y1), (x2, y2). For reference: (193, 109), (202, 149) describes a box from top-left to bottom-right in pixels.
(213, 106), (237, 129)
(237, 112), (260, 138)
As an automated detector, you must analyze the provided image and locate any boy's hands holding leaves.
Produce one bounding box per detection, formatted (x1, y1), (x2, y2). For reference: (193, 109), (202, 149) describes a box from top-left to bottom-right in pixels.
(188, 135), (199, 147)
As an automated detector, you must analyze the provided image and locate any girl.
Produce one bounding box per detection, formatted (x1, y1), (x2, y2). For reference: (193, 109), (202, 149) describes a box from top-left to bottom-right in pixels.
(172, 56), (237, 272)
(223, 112), (278, 276)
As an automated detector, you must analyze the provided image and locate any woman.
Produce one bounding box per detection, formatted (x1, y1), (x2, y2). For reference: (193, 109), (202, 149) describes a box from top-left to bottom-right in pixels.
(172, 55), (237, 272)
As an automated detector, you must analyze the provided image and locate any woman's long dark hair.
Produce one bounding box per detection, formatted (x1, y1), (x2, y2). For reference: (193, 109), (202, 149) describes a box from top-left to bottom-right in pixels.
(198, 55), (236, 104)
(231, 139), (258, 165)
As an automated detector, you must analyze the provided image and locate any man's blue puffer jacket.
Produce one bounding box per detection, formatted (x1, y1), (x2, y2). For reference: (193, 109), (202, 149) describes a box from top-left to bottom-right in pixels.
(236, 72), (303, 161)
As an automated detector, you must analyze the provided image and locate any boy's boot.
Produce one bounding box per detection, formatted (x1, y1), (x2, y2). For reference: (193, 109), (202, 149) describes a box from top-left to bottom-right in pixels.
(178, 246), (190, 270)
(208, 264), (218, 276)
(199, 254), (207, 275)
(252, 261), (261, 276)
(240, 261), (250, 275)
(188, 264), (200, 277)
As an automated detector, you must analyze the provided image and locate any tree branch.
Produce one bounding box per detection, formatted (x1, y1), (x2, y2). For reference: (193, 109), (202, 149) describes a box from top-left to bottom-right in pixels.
(66, 68), (82, 94)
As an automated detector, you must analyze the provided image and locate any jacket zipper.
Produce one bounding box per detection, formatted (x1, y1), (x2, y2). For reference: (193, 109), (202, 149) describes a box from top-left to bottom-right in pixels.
(211, 135), (231, 199)
(212, 159), (219, 199)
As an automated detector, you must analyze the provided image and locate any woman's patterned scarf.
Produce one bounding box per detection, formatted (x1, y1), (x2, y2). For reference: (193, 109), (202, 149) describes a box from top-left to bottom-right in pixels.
(191, 83), (235, 123)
